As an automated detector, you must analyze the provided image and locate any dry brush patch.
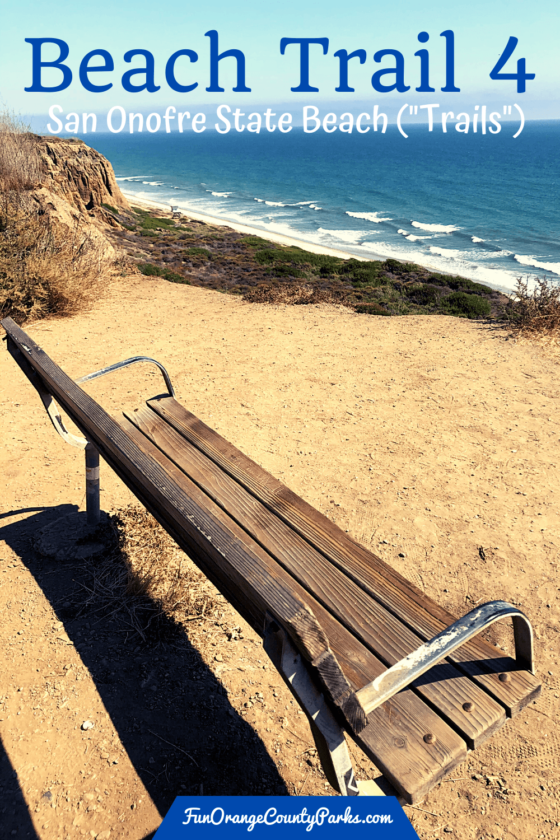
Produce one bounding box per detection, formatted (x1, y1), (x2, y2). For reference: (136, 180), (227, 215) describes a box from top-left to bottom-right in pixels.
(69, 506), (219, 642)
(0, 111), (112, 324)
(505, 277), (560, 338)
(243, 282), (350, 306)
(0, 207), (110, 324)
(0, 112), (41, 193)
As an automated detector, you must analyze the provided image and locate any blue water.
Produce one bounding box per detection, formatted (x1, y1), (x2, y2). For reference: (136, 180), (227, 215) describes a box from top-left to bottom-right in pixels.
(89, 122), (560, 292)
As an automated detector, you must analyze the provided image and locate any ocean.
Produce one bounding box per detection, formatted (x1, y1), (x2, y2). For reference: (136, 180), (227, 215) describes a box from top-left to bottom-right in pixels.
(89, 120), (560, 293)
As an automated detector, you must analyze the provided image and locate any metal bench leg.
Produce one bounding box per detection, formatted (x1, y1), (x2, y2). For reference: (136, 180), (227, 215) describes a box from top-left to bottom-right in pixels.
(264, 617), (362, 797)
(85, 444), (101, 526)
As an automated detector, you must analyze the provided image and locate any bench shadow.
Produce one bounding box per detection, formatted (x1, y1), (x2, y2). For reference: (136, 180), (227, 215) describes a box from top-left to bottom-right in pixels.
(0, 738), (40, 839)
(0, 505), (288, 824)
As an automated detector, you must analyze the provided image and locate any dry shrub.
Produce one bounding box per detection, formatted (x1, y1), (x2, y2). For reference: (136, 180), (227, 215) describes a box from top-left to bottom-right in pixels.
(0, 112), (41, 193)
(0, 110), (110, 323)
(0, 202), (108, 323)
(111, 505), (216, 623)
(68, 506), (218, 642)
(505, 277), (560, 335)
(244, 282), (350, 306)
(111, 505), (213, 619)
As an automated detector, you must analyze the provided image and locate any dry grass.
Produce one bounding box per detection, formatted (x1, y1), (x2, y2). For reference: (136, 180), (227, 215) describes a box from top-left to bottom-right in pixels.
(71, 506), (218, 642)
(505, 277), (560, 336)
(243, 282), (350, 306)
(0, 112), (41, 193)
(0, 206), (109, 323)
(112, 506), (217, 623)
(0, 110), (111, 324)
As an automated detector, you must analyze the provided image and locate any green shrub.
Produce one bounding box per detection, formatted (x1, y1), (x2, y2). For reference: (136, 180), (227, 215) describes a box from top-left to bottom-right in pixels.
(138, 263), (164, 276)
(254, 248), (341, 272)
(423, 273), (448, 287)
(446, 276), (494, 295)
(101, 203), (119, 214)
(423, 273), (493, 296)
(355, 302), (391, 316)
(340, 259), (386, 286)
(239, 235), (273, 248)
(406, 284), (441, 305)
(140, 216), (177, 230)
(138, 263), (190, 284)
(382, 259), (419, 276)
(347, 268), (386, 288)
(442, 291), (491, 318)
(267, 264), (304, 278)
(183, 247), (211, 259)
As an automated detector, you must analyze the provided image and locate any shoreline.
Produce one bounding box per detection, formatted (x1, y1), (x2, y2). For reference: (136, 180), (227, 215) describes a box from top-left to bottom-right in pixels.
(122, 189), (491, 285)
(121, 190), (370, 262)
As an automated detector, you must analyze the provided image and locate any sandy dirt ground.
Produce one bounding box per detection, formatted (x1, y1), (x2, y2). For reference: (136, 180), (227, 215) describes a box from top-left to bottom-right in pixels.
(1, 273), (559, 840)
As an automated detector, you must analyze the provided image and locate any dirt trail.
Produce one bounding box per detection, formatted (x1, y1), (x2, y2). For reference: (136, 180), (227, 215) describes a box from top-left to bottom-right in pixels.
(1, 274), (559, 839)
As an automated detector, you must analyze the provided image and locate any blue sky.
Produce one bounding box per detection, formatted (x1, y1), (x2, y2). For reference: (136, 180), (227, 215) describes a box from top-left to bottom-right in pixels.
(1, 0), (558, 121)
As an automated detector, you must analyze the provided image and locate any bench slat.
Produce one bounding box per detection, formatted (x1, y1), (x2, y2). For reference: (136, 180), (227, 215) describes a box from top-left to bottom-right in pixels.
(148, 395), (540, 716)
(118, 415), (467, 803)
(126, 404), (506, 749)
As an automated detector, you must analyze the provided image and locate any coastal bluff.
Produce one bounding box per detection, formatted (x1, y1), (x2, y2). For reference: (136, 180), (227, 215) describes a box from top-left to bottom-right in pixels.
(36, 136), (129, 219)
(25, 136), (131, 261)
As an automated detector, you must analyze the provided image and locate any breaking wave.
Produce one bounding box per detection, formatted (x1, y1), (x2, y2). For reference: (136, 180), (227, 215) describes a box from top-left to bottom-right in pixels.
(514, 254), (560, 276)
(412, 221), (460, 233)
(346, 211), (392, 223)
(318, 228), (369, 244)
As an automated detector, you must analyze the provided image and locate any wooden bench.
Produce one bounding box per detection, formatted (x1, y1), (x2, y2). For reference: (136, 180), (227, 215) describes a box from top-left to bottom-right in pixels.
(2, 317), (541, 804)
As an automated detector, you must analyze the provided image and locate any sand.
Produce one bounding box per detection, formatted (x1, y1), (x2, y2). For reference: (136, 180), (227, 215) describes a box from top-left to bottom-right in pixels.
(1, 274), (559, 839)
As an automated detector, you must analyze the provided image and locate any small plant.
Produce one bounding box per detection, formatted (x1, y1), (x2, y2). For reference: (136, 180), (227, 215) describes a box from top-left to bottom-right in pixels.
(101, 202), (119, 214)
(239, 235), (273, 248)
(138, 263), (190, 284)
(405, 284), (441, 306)
(382, 259), (419, 276)
(140, 215), (177, 230)
(267, 264), (304, 278)
(183, 246), (211, 259)
(505, 277), (560, 334)
(355, 302), (391, 315)
(442, 291), (491, 318)
(254, 247), (342, 273)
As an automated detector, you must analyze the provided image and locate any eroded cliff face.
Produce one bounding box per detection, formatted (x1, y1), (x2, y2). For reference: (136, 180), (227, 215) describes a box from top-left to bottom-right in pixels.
(22, 136), (131, 262)
(36, 136), (129, 218)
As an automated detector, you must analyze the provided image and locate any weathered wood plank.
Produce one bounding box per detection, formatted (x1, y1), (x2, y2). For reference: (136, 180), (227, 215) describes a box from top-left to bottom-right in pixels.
(118, 414), (468, 803)
(126, 404), (505, 749)
(147, 395), (540, 715)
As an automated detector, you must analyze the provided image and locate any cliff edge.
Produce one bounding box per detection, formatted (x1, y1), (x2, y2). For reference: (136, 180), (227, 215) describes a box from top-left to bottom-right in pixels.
(36, 136), (129, 220)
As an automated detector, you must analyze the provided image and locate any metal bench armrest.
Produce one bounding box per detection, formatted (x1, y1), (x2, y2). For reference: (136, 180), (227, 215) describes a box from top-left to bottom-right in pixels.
(355, 601), (534, 717)
(75, 356), (175, 397)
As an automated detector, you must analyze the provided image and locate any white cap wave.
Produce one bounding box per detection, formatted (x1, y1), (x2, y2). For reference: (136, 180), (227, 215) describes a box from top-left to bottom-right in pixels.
(411, 221), (460, 233)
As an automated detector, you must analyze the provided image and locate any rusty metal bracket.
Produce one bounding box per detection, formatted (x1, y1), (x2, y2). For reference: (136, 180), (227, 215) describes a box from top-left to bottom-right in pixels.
(355, 601), (534, 718)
